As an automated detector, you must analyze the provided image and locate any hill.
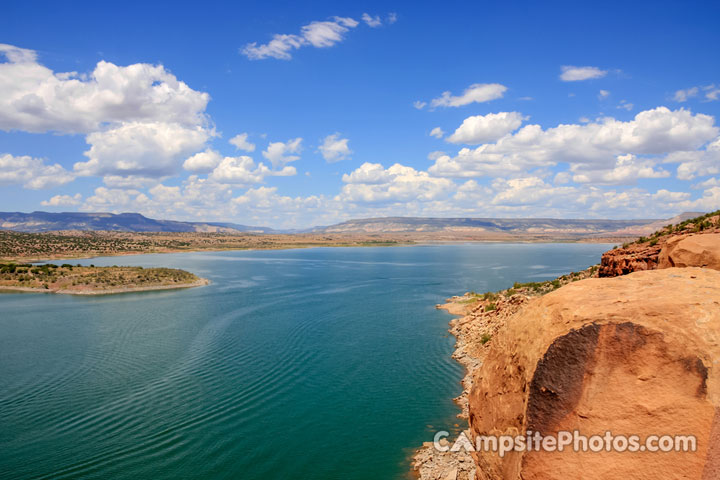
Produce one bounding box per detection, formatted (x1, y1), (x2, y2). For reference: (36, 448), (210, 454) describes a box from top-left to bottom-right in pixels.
(0, 212), (275, 234)
(312, 216), (660, 236)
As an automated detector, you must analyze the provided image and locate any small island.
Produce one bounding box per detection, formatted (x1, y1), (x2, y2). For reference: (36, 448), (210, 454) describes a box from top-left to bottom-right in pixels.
(0, 262), (208, 295)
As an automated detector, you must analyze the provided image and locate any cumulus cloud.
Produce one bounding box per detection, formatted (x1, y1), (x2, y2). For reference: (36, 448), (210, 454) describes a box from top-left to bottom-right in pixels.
(491, 177), (577, 207)
(560, 65), (608, 82)
(0, 44), (214, 184)
(41, 193), (82, 206)
(429, 127), (445, 138)
(233, 186), (324, 214)
(319, 133), (352, 162)
(430, 107), (718, 181)
(571, 154), (670, 185)
(74, 121), (211, 177)
(241, 16), (363, 60)
(0, 44), (209, 134)
(338, 162), (454, 204)
(262, 138), (302, 168)
(413, 100), (427, 110)
(81, 187), (149, 213)
(446, 112), (525, 144)
(209, 155), (295, 186)
(429, 83), (507, 108)
(693, 177), (720, 189)
(0, 153), (74, 189)
(229, 133), (256, 152)
(183, 149), (223, 173)
(102, 175), (160, 189)
(668, 136), (720, 180)
(599, 90), (610, 99)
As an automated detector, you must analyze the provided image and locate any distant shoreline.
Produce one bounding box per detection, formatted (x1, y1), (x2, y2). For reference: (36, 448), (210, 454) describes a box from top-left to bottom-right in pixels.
(1, 236), (622, 264)
(0, 278), (209, 295)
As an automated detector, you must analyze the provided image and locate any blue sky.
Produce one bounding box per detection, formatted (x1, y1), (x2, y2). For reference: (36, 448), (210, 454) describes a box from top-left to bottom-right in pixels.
(1, 0), (719, 228)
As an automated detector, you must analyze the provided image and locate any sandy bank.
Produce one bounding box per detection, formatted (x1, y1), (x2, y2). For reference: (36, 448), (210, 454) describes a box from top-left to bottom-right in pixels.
(0, 278), (209, 295)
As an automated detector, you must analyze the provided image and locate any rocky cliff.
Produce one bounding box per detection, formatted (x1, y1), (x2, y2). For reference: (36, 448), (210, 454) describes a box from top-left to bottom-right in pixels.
(416, 211), (720, 480)
(467, 268), (720, 480)
(600, 212), (719, 277)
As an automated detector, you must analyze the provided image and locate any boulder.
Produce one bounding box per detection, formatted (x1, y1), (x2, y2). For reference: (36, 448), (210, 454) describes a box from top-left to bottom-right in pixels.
(468, 268), (720, 480)
(658, 233), (720, 270)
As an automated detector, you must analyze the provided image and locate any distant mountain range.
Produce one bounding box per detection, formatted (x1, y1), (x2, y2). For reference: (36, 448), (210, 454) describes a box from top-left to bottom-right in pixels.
(0, 211), (704, 237)
(309, 216), (665, 236)
(0, 212), (275, 234)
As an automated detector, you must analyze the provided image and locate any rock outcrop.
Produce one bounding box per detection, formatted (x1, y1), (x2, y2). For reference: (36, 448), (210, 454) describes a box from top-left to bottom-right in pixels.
(468, 268), (720, 480)
(601, 231), (720, 277)
(658, 234), (720, 270)
(599, 241), (662, 277)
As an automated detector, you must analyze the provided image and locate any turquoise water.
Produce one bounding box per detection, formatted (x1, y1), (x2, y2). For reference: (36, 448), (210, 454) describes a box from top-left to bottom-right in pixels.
(0, 243), (609, 479)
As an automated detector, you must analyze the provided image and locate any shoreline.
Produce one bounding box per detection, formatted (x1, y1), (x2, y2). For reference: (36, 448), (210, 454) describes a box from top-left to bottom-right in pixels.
(1, 238), (620, 265)
(0, 278), (210, 296)
(411, 265), (600, 479)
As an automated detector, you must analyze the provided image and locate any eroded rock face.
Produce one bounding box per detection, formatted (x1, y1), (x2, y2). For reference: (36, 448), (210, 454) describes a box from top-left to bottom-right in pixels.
(468, 268), (720, 480)
(599, 242), (662, 277)
(659, 234), (720, 270)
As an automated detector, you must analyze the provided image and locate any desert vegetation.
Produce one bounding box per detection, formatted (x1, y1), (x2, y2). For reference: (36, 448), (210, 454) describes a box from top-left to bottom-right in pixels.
(0, 262), (202, 294)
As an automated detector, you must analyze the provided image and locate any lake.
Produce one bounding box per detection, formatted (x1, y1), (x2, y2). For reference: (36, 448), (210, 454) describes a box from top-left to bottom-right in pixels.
(0, 243), (610, 479)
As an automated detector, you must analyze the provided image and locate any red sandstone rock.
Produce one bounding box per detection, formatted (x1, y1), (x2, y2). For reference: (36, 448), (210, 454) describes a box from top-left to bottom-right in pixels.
(468, 268), (720, 480)
(599, 242), (662, 277)
(658, 234), (720, 270)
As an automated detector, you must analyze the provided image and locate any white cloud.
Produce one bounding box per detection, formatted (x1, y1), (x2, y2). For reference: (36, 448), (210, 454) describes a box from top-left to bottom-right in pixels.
(338, 162), (454, 204)
(241, 16), (362, 60)
(41, 193), (82, 207)
(674, 87), (699, 102)
(183, 149), (223, 173)
(668, 136), (720, 180)
(675, 84), (720, 102)
(560, 65), (608, 82)
(362, 13), (382, 27)
(430, 83), (507, 108)
(446, 112), (525, 144)
(617, 100), (634, 111)
(209, 155), (293, 185)
(0, 44), (36, 63)
(262, 137), (302, 168)
(599, 90), (610, 99)
(74, 121), (211, 177)
(491, 177), (577, 207)
(233, 186), (325, 214)
(0, 44), (214, 185)
(81, 187), (149, 213)
(430, 107), (718, 179)
(692, 177), (720, 189)
(571, 154), (670, 185)
(102, 175), (160, 189)
(387, 13), (398, 24)
(413, 100), (427, 110)
(0, 153), (74, 189)
(430, 127), (445, 139)
(705, 85), (720, 101)
(319, 133), (352, 162)
(0, 45), (209, 134)
(229, 133), (256, 152)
